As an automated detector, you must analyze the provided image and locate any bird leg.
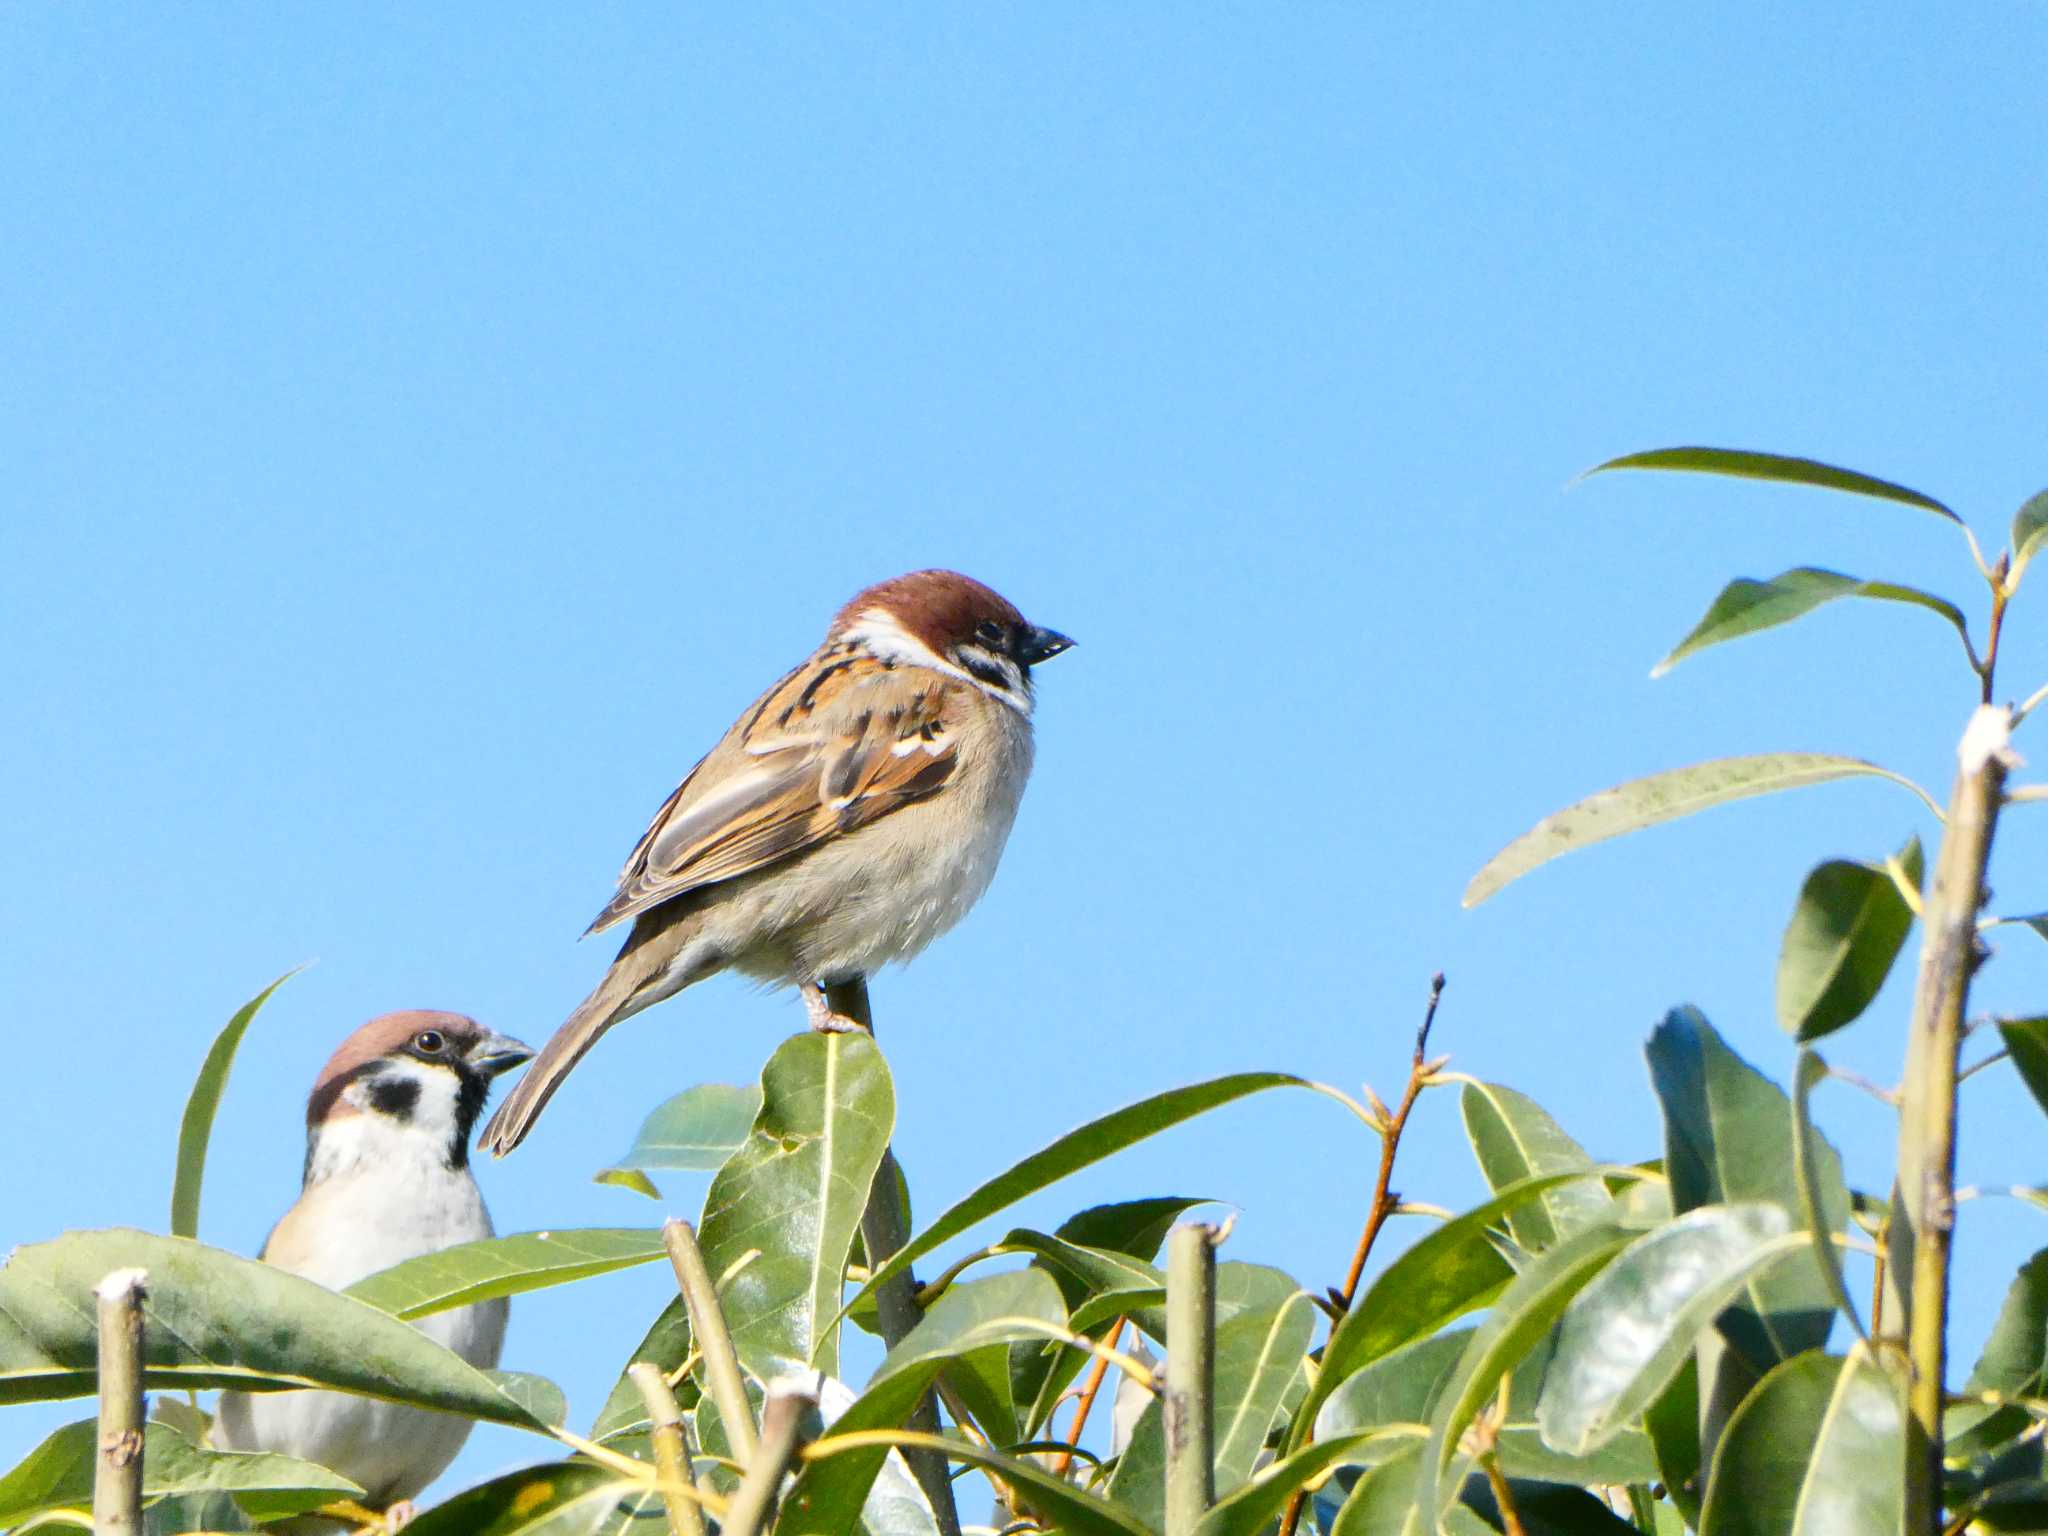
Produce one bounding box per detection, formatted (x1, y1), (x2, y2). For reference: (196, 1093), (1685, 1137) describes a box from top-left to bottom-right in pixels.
(804, 982), (870, 1034)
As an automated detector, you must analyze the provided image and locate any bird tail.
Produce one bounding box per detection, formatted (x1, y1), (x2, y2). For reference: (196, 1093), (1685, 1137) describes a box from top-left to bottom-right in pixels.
(479, 934), (679, 1156)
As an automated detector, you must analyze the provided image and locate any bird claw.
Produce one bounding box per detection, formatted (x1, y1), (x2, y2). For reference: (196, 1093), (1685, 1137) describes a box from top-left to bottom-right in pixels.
(803, 986), (870, 1034)
(383, 1501), (417, 1532)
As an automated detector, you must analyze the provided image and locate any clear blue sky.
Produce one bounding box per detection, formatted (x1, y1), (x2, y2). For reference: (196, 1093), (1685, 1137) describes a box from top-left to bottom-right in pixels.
(7, 3), (2048, 1502)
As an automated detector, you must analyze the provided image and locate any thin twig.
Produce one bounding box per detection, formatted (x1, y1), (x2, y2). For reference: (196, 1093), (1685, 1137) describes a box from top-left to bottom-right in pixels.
(722, 1386), (813, 1536)
(92, 1268), (147, 1536)
(662, 1218), (759, 1465)
(1482, 1456), (1529, 1536)
(832, 976), (964, 1536)
(1049, 1318), (1124, 1477)
(1336, 974), (1445, 1310)
(630, 1362), (708, 1536)
(1960, 1048), (2012, 1083)
(1281, 974), (1447, 1536)
(1827, 1065), (1902, 1106)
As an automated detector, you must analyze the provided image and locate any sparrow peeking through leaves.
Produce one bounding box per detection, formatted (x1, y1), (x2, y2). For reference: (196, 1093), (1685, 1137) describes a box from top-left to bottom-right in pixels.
(214, 1011), (532, 1530)
(481, 569), (1072, 1154)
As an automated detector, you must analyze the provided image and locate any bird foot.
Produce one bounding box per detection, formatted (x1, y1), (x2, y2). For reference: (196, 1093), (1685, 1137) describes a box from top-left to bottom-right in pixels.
(382, 1501), (417, 1532)
(803, 986), (870, 1034)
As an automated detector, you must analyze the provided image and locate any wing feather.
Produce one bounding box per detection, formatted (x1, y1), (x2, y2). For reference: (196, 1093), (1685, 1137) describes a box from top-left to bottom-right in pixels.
(585, 655), (959, 935)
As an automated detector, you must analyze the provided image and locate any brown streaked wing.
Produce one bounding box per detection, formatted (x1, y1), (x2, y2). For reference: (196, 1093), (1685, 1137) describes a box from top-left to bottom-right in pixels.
(584, 661), (960, 935)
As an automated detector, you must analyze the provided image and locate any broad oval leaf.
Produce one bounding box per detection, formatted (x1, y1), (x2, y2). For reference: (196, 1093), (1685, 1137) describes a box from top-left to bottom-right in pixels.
(1537, 1203), (1801, 1455)
(700, 1029), (895, 1381)
(589, 1295), (695, 1443)
(598, 1081), (763, 1178)
(345, 1229), (667, 1319)
(1459, 1082), (1612, 1250)
(171, 970), (301, 1240)
(842, 1072), (1309, 1315)
(783, 1269), (1068, 1531)
(2011, 490), (2048, 588)
(1647, 1008), (1848, 1368)
(1464, 755), (1939, 907)
(0, 1229), (545, 1428)
(1699, 1347), (1904, 1536)
(1653, 569), (1973, 678)
(1997, 1018), (2048, 1120)
(1775, 837), (1922, 1042)
(0, 1417), (359, 1528)
(1585, 446), (1958, 522)
(398, 1462), (647, 1536)
(1418, 1225), (1635, 1524)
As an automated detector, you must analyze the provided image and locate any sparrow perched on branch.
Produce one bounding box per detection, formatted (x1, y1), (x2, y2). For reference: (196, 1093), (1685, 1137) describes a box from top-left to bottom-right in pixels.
(481, 568), (1073, 1155)
(215, 1011), (532, 1529)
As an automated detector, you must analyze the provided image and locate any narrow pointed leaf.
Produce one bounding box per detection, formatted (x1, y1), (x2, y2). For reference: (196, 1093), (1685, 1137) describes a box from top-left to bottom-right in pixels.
(1776, 838), (1921, 1041)
(1654, 569), (1973, 677)
(782, 1268), (1068, 1529)
(699, 1030), (894, 1380)
(345, 1229), (666, 1319)
(1196, 1429), (1407, 1536)
(0, 1418), (360, 1528)
(1459, 1082), (1612, 1250)
(1419, 1225), (1635, 1523)
(589, 1295), (694, 1442)
(397, 1462), (644, 1535)
(1295, 1168), (1652, 1445)
(802, 1426), (1147, 1536)
(1699, 1348), (1904, 1536)
(2011, 490), (2048, 586)
(1585, 446), (1958, 521)
(171, 970), (300, 1240)
(1465, 755), (1939, 907)
(1791, 1053), (1865, 1338)
(485, 1370), (568, 1429)
(0, 1230), (545, 1427)
(598, 1081), (762, 1177)
(1949, 1248), (2048, 1461)
(842, 1072), (1307, 1314)
(1997, 1018), (2048, 1119)
(1537, 1203), (1803, 1454)
(1647, 1008), (1848, 1366)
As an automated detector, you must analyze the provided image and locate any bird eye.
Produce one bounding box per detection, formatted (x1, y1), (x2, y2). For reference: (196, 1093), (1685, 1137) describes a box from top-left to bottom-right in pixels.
(414, 1029), (446, 1054)
(974, 619), (1005, 647)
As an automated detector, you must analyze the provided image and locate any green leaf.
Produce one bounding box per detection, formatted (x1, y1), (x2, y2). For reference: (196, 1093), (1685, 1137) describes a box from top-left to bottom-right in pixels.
(1196, 1430), (1405, 1536)
(699, 1030), (895, 1380)
(170, 970), (300, 1240)
(1775, 838), (1922, 1042)
(1295, 1169), (1650, 1446)
(780, 1269), (1074, 1534)
(1419, 1225), (1635, 1524)
(0, 1229), (545, 1428)
(1109, 1287), (1316, 1526)
(0, 1417), (360, 1528)
(2010, 490), (2048, 587)
(1459, 1082), (1612, 1250)
(1997, 1018), (2048, 1119)
(598, 1081), (763, 1179)
(589, 1296), (695, 1443)
(1464, 755), (1940, 908)
(345, 1229), (667, 1319)
(1317, 1329), (1656, 1487)
(593, 1168), (662, 1200)
(1537, 1203), (1803, 1455)
(1653, 569), (1973, 678)
(398, 1462), (645, 1535)
(1057, 1197), (1210, 1260)
(1699, 1347), (1904, 1536)
(1644, 1358), (1703, 1527)
(819, 1429), (1155, 1536)
(1791, 1053), (1865, 1339)
(1646, 1008), (1848, 1367)
(486, 1370), (568, 1429)
(1950, 1248), (2048, 1462)
(1584, 446), (1959, 522)
(842, 1072), (1308, 1316)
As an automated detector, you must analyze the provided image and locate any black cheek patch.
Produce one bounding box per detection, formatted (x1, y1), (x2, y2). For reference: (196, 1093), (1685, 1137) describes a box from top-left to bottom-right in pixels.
(367, 1076), (422, 1120)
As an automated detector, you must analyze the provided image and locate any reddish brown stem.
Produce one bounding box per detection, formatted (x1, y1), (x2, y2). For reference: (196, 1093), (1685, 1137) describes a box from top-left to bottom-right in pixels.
(1050, 1317), (1124, 1478)
(1336, 973), (1444, 1309)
